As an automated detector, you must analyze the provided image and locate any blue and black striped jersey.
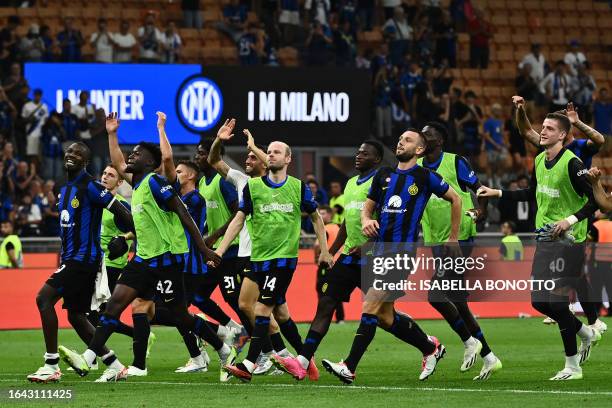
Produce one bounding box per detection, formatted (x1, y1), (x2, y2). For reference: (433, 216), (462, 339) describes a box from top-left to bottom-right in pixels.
(181, 189), (208, 274)
(368, 165), (449, 244)
(58, 170), (114, 264)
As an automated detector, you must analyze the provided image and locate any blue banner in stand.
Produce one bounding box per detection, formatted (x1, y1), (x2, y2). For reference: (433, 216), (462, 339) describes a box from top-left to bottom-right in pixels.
(25, 63), (371, 146)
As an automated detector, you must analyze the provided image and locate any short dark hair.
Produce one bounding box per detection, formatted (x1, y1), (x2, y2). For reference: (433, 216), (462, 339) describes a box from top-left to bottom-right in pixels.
(545, 112), (571, 134)
(308, 179), (319, 187)
(423, 121), (449, 142)
(104, 163), (123, 180)
(137, 141), (162, 168)
(98, 17), (107, 24)
(177, 159), (199, 174)
(362, 139), (384, 159)
(33, 88), (42, 96)
(503, 220), (517, 232)
(465, 90), (477, 99)
(72, 141), (91, 160)
(199, 138), (224, 155)
(452, 88), (462, 98)
(318, 205), (332, 213)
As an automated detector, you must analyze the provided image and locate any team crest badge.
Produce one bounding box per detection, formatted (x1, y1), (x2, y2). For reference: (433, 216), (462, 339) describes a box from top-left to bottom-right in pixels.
(408, 183), (419, 195)
(71, 198), (80, 208)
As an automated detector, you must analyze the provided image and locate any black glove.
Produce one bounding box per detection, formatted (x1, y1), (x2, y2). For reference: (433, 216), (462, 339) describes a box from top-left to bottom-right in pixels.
(107, 236), (128, 260)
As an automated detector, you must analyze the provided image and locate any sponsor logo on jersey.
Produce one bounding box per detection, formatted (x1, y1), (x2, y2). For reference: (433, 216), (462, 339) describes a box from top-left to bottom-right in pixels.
(537, 184), (560, 198)
(259, 202), (294, 213)
(345, 201), (365, 210)
(206, 200), (220, 209)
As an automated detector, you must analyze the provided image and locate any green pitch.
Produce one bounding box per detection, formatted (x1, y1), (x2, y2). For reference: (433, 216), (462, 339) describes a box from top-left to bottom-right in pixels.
(1, 318), (610, 407)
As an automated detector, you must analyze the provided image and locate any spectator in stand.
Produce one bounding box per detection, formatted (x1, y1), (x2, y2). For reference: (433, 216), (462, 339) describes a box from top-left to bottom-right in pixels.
(40, 25), (54, 62)
(357, 0), (374, 31)
(305, 172), (329, 204)
(540, 60), (572, 112)
(0, 16), (21, 75)
(19, 24), (45, 62)
(182, 0), (203, 30)
(0, 177), (14, 223)
(382, 6), (412, 66)
(413, 68), (439, 128)
(337, 0), (357, 35)
(369, 42), (388, 76)
(399, 61), (421, 121)
(138, 11), (163, 62)
(0, 88), (16, 142)
(434, 11), (457, 67)
(564, 39), (587, 78)
(56, 17), (83, 62)
(506, 105), (526, 174)
(305, 21), (332, 66)
(1, 142), (17, 197)
(432, 58), (454, 96)
(0, 219), (22, 268)
(467, 8), (492, 69)
(216, 0), (248, 43)
(355, 47), (372, 69)
(304, 0), (331, 27)
(515, 63), (539, 118)
(436, 92), (451, 125)
(21, 88), (48, 162)
(259, 0), (281, 49)
(593, 88), (612, 136)
(71, 91), (95, 142)
(90, 18), (115, 63)
(482, 103), (509, 188)
(13, 161), (36, 202)
(29, 179), (44, 209)
(456, 90), (483, 165)
(2, 62), (28, 106)
(519, 43), (546, 84)
(16, 193), (41, 237)
(374, 65), (393, 140)
(413, 14), (434, 63)
(572, 62), (596, 124)
(381, 0), (401, 20)
(160, 21), (182, 63)
(278, 0), (300, 46)
(41, 179), (59, 236)
(60, 98), (78, 145)
(333, 20), (356, 67)
(113, 20), (136, 63)
(40, 111), (65, 180)
(238, 23), (261, 66)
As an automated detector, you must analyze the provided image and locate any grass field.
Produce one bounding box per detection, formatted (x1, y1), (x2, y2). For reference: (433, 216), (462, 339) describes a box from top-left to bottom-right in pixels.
(1, 318), (610, 407)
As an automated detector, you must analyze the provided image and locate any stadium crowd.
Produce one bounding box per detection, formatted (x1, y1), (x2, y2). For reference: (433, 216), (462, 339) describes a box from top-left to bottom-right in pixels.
(0, 0), (611, 238)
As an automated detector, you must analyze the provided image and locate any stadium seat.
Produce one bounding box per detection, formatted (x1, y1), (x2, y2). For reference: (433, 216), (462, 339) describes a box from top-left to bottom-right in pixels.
(509, 15), (527, 27)
(505, 1), (522, 12)
(486, 0), (506, 11)
(594, 2), (611, 12)
(558, 2), (576, 13)
(121, 9), (141, 21)
(460, 69), (481, 81)
(278, 47), (299, 67)
(540, 0), (557, 12)
(181, 46), (201, 63)
(511, 32), (529, 47)
(575, 2), (594, 13)
(597, 15), (612, 30)
(495, 48), (513, 62)
(201, 46), (223, 64)
(179, 28), (199, 46)
(545, 33), (565, 46)
(203, 10), (221, 25)
(491, 14), (509, 27)
(522, 0), (541, 12)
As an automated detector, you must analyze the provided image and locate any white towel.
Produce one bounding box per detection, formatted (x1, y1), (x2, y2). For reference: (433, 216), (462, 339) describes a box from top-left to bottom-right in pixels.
(90, 260), (111, 311)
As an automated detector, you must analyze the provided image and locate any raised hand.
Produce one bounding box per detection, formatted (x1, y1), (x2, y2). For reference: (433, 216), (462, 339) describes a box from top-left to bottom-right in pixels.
(512, 95), (525, 109)
(217, 118), (236, 141)
(565, 102), (579, 124)
(106, 112), (120, 133)
(156, 111), (167, 128)
(243, 129), (255, 149)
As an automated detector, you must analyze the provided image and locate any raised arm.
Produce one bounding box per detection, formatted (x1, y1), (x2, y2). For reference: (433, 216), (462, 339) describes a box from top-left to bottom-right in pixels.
(587, 168), (612, 212)
(566, 102), (605, 147)
(244, 129), (269, 168)
(213, 211), (246, 258)
(106, 112), (132, 184)
(156, 111), (176, 182)
(512, 96), (540, 148)
(208, 118), (235, 178)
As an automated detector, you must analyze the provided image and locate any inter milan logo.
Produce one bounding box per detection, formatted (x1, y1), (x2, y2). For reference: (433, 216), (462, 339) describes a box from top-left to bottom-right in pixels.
(71, 198), (79, 208)
(176, 75), (223, 133)
(408, 183), (418, 195)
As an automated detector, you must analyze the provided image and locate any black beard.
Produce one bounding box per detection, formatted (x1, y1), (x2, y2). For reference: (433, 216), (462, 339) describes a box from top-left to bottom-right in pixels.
(395, 152), (414, 162)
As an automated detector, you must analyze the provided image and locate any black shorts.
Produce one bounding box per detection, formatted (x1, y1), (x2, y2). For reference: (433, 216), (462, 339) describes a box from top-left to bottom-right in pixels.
(207, 256), (246, 302)
(46, 260), (98, 313)
(240, 258), (257, 283)
(318, 255), (362, 302)
(106, 266), (123, 293)
(532, 242), (585, 290)
(183, 272), (218, 305)
(428, 241), (475, 302)
(117, 260), (185, 305)
(256, 267), (295, 306)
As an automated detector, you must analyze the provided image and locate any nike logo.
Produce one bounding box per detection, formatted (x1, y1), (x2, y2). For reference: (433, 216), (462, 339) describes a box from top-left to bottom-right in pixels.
(243, 269), (251, 273)
(226, 291), (234, 294)
(261, 296), (272, 299)
(164, 298), (174, 303)
(382, 187), (388, 190)
(272, 193), (280, 198)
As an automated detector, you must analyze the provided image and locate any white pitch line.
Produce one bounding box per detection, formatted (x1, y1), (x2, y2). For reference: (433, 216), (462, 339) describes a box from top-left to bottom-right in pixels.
(0, 378), (611, 396)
